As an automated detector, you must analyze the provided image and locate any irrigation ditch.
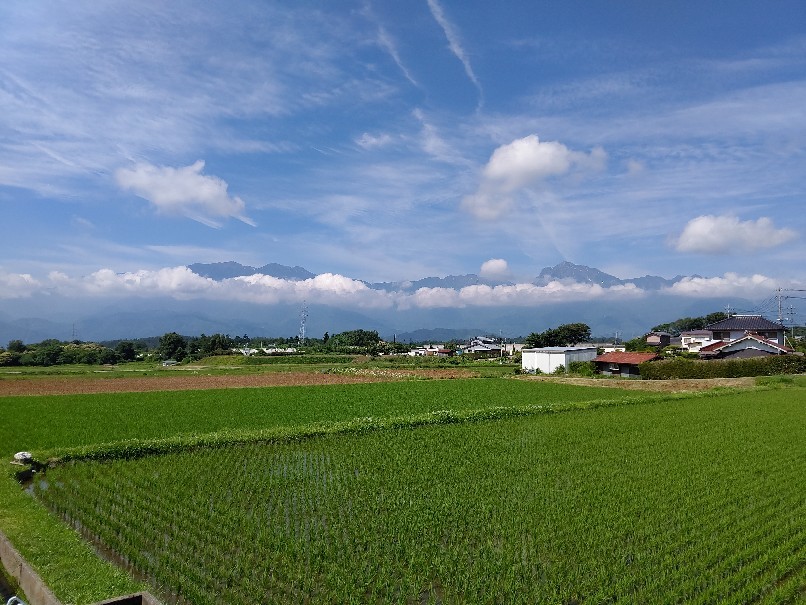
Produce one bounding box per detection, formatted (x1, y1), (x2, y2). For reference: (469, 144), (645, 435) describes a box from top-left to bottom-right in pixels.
(0, 526), (160, 605)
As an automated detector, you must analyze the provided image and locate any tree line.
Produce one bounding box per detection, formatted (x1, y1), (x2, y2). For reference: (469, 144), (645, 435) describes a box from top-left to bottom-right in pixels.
(0, 329), (410, 366)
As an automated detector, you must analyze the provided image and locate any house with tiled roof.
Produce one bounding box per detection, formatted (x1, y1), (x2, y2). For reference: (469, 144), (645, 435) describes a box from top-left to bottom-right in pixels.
(593, 351), (660, 377)
(698, 333), (793, 360)
(705, 315), (787, 346)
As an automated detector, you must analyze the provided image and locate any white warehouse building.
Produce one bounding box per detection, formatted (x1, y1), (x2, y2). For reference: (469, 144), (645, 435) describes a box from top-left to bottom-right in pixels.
(521, 346), (599, 374)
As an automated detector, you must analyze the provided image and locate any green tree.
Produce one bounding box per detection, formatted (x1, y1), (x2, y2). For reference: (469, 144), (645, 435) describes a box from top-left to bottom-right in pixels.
(115, 341), (138, 362)
(7, 339), (25, 353)
(20, 340), (63, 366)
(329, 329), (381, 349)
(525, 323), (591, 348)
(158, 332), (188, 361)
(651, 312), (729, 336)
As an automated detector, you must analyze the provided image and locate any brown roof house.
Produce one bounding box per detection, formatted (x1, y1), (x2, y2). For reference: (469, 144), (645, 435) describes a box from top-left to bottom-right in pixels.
(593, 351), (660, 377)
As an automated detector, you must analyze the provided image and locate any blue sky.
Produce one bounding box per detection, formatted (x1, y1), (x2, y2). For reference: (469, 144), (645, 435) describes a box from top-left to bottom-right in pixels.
(1, 1), (805, 316)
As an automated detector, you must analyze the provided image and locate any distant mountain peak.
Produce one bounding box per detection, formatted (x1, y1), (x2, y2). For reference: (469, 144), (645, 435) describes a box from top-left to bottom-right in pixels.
(188, 261), (315, 281)
(535, 262), (684, 290)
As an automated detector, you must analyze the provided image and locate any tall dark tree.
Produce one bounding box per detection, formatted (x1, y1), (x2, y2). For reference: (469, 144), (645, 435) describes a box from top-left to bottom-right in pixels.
(7, 339), (25, 353)
(158, 332), (188, 361)
(115, 340), (138, 362)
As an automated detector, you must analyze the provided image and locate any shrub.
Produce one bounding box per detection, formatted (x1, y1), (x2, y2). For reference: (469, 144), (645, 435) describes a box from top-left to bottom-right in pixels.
(568, 361), (595, 377)
(639, 355), (806, 379)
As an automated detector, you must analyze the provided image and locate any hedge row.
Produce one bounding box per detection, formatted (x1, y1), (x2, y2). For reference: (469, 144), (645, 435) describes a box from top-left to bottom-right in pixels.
(639, 355), (806, 379)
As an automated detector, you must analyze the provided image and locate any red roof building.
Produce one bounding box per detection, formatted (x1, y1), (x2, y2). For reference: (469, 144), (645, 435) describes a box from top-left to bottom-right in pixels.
(593, 351), (660, 377)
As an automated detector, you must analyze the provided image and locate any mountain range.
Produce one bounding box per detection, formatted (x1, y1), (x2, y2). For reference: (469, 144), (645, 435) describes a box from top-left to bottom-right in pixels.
(0, 261), (750, 345)
(189, 260), (690, 292)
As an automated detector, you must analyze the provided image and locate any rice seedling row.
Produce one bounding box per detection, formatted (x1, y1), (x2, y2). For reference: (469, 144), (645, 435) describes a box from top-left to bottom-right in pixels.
(30, 389), (806, 604)
(1, 379), (641, 457)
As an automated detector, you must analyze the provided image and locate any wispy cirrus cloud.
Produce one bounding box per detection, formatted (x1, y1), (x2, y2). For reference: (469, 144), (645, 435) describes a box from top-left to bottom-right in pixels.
(376, 25), (419, 87)
(426, 0), (483, 105)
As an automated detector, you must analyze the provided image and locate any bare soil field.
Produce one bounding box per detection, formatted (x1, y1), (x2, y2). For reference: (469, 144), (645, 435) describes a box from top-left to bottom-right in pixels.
(0, 369), (477, 396)
(0, 367), (756, 396)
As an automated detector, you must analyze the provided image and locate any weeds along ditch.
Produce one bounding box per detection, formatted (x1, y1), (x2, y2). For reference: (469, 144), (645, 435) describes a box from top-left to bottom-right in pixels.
(25, 388), (806, 605)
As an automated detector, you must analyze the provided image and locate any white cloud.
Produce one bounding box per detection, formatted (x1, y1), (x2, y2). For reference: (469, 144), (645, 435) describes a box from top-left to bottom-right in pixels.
(675, 215), (797, 254)
(668, 273), (778, 298)
(625, 159), (645, 176)
(234, 273), (394, 308)
(0, 271), (42, 299)
(479, 258), (510, 279)
(483, 135), (574, 190)
(115, 161), (255, 228)
(356, 132), (394, 149)
(376, 25), (419, 87)
(1, 264), (794, 314)
(81, 267), (217, 298)
(397, 280), (643, 310)
(462, 135), (607, 220)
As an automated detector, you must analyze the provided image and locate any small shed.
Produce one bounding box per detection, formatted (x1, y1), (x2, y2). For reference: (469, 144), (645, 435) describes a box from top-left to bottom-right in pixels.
(593, 351), (659, 377)
(521, 346), (598, 374)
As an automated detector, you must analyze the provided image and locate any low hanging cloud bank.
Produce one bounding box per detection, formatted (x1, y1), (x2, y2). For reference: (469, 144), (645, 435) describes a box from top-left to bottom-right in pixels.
(0, 266), (794, 308)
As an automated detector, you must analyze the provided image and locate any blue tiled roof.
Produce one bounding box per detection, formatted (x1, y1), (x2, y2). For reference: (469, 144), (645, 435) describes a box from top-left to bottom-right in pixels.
(705, 315), (785, 331)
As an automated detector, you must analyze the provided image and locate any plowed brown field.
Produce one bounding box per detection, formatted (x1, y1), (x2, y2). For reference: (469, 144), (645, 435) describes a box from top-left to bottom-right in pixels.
(0, 369), (477, 396)
(0, 369), (754, 396)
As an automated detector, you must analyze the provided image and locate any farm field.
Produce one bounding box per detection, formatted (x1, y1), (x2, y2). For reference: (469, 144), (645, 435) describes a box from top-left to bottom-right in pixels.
(1, 373), (804, 604)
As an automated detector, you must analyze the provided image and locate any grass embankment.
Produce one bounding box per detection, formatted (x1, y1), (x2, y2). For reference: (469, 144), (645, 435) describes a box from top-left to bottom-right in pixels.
(28, 386), (806, 604)
(1, 378), (644, 603)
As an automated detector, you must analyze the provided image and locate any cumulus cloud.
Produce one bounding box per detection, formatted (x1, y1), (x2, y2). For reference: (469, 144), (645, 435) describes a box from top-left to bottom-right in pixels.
(115, 160), (255, 228)
(462, 135), (606, 220)
(0, 270), (42, 299)
(479, 258), (510, 279)
(675, 215), (796, 254)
